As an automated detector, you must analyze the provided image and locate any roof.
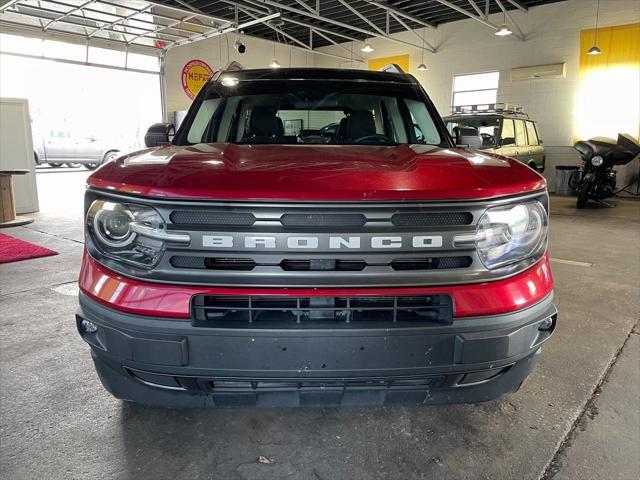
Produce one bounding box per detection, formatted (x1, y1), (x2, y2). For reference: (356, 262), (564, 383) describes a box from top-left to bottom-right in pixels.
(216, 67), (417, 84)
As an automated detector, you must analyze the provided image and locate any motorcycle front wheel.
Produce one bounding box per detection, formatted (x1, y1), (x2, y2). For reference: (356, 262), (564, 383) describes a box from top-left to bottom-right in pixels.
(576, 181), (591, 209)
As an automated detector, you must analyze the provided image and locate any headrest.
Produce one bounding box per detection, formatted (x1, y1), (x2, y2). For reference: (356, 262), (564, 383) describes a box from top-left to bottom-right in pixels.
(248, 106), (278, 138)
(343, 110), (376, 141)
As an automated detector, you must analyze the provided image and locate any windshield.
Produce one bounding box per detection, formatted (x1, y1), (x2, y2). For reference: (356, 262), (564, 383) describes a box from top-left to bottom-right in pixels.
(445, 116), (500, 147)
(179, 79), (444, 147)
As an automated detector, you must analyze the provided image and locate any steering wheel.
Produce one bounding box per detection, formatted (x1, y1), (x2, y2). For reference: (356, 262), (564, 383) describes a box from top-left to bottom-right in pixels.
(354, 134), (392, 144)
(480, 133), (496, 144)
(480, 133), (496, 145)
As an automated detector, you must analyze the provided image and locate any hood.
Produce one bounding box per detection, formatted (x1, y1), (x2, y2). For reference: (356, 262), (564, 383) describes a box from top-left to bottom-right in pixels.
(88, 143), (545, 201)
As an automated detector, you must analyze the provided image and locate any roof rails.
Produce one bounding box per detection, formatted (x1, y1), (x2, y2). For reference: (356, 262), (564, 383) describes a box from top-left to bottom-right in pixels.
(451, 103), (528, 117)
(378, 63), (406, 74)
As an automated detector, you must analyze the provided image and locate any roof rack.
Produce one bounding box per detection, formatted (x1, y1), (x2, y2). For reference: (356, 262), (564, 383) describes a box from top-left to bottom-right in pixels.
(450, 103), (528, 117)
(378, 63), (406, 74)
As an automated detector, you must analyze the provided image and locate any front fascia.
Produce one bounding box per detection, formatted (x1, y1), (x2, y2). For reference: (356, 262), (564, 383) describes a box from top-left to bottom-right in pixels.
(78, 251), (553, 319)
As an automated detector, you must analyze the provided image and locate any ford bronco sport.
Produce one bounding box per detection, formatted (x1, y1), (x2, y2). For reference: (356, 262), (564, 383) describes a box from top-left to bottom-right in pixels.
(76, 67), (556, 408)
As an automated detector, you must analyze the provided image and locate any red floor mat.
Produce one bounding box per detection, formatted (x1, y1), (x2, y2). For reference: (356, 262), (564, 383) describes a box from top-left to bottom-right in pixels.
(0, 232), (59, 264)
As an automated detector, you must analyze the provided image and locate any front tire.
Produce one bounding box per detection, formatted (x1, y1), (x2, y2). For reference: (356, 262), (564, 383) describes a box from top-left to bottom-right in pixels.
(66, 162), (81, 168)
(576, 181), (591, 209)
(48, 162), (63, 168)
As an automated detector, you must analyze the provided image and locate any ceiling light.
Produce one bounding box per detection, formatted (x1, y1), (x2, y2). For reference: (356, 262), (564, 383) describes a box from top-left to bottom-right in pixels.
(588, 0), (602, 55)
(361, 42), (374, 53)
(269, 58), (281, 68)
(220, 76), (239, 87)
(587, 45), (602, 55)
(417, 63), (428, 71)
(495, 24), (512, 36)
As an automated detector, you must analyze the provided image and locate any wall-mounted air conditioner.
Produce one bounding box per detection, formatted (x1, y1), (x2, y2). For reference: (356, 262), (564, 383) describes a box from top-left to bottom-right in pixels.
(510, 63), (566, 81)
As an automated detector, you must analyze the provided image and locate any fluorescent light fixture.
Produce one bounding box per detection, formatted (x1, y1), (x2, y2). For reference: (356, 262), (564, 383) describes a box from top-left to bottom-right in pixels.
(417, 63), (428, 71)
(587, 45), (602, 55)
(360, 42), (374, 53)
(495, 24), (512, 36)
(269, 58), (281, 68)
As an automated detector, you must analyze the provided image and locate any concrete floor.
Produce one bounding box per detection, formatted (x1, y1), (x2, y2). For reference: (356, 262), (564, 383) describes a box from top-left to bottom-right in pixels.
(1, 167), (639, 480)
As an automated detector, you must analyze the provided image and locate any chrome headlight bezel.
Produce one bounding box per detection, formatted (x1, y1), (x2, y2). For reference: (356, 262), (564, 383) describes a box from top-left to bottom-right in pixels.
(455, 199), (549, 272)
(86, 199), (189, 269)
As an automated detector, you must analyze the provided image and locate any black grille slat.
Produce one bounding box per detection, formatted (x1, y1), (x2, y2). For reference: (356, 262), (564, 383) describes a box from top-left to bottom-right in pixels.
(390, 256), (473, 271)
(391, 212), (473, 226)
(172, 256), (471, 271)
(170, 211), (256, 226)
(171, 256), (256, 270)
(280, 213), (367, 227)
(192, 295), (454, 328)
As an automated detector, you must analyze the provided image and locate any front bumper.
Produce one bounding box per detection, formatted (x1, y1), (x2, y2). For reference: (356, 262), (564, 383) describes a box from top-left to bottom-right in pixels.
(77, 291), (556, 408)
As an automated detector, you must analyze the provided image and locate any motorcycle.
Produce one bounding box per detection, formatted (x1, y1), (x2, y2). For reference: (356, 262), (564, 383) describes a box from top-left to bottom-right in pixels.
(569, 133), (640, 209)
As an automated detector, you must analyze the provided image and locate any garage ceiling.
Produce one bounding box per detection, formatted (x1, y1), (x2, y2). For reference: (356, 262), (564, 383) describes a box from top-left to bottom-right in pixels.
(0, 0), (567, 55)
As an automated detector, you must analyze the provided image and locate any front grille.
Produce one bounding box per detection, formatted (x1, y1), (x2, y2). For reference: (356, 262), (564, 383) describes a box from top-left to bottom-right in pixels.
(90, 189), (548, 288)
(191, 294), (454, 327)
(170, 255), (472, 272)
(161, 201), (486, 287)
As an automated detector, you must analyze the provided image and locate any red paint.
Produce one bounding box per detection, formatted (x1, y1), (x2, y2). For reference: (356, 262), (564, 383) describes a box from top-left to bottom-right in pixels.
(87, 144), (546, 202)
(79, 252), (553, 319)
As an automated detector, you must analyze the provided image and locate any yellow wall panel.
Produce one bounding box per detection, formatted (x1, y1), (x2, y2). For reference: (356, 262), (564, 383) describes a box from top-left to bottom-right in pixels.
(368, 54), (410, 73)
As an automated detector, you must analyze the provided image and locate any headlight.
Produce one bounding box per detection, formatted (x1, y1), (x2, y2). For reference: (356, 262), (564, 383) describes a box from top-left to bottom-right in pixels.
(86, 200), (189, 268)
(591, 155), (604, 166)
(456, 201), (548, 270)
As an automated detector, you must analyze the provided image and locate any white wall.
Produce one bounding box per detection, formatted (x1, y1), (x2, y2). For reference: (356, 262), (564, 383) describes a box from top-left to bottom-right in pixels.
(164, 35), (313, 115)
(313, 0), (639, 191)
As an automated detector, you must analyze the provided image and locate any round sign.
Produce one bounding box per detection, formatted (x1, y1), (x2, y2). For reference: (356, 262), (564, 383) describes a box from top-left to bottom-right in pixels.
(181, 59), (214, 100)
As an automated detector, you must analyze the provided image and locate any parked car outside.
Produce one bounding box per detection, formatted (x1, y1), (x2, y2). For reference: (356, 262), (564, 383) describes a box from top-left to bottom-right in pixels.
(34, 136), (121, 170)
(443, 104), (546, 172)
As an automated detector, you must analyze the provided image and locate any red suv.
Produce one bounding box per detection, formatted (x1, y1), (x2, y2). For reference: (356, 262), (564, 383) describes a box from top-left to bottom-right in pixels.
(76, 67), (556, 408)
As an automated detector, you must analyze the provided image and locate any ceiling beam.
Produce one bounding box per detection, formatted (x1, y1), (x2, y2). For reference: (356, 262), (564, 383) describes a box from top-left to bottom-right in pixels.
(0, 0), (20, 13)
(170, 11), (280, 47)
(88, 5), (153, 38)
(311, 27), (364, 61)
(250, 0), (427, 50)
(466, 0), (485, 18)
(361, 1), (435, 29)
(336, 0), (386, 37)
(433, 0), (524, 40)
(506, 0), (528, 12)
(388, 10), (435, 52)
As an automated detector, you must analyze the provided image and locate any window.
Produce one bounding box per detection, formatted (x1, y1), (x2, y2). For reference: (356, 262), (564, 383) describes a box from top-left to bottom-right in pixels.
(182, 79), (444, 146)
(501, 118), (515, 144)
(0, 33), (160, 73)
(526, 121), (539, 145)
(452, 72), (499, 108)
(444, 117), (500, 146)
(515, 119), (528, 146)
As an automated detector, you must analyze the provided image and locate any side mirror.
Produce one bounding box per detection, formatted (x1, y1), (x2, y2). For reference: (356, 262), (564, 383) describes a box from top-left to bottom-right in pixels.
(145, 123), (175, 148)
(453, 126), (482, 149)
(501, 137), (515, 146)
